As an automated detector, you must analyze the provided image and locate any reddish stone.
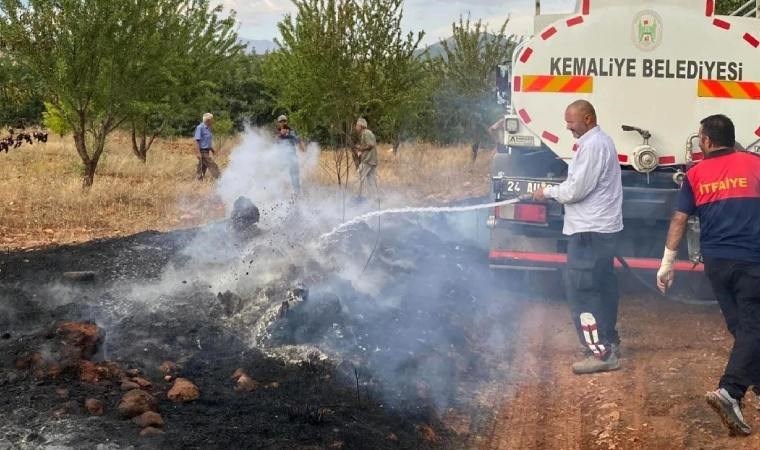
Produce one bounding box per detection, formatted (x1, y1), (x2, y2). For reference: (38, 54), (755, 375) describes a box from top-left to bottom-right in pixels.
(163, 375), (173, 382)
(132, 411), (165, 429)
(418, 424), (439, 443)
(231, 368), (245, 380)
(56, 321), (102, 360)
(159, 361), (178, 375)
(118, 389), (158, 418)
(121, 380), (140, 391)
(132, 377), (152, 389)
(126, 368), (140, 377)
(85, 398), (104, 416)
(80, 360), (101, 384)
(139, 427), (165, 437)
(96, 361), (124, 380)
(45, 363), (62, 379)
(235, 374), (259, 392)
(14, 357), (27, 370)
(167, 378), (199, 403)
(18, 352), (47, 371)
(15, 352), (41, 370)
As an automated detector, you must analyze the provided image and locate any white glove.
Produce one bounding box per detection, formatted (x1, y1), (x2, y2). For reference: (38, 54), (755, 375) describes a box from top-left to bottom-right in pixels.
(657, 247), (678, 293)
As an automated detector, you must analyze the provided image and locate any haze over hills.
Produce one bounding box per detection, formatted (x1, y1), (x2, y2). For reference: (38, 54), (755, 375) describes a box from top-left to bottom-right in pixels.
(241, 33), (513, 57)
(240, 38), (278, 54)
(416, 33), (516, 59)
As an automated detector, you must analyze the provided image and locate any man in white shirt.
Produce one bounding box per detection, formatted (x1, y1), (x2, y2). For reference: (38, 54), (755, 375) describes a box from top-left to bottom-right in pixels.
(533, 100), (624, 374)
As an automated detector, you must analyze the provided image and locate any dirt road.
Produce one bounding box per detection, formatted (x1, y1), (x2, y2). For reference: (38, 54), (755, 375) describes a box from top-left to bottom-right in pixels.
(476, 294), (760, 450)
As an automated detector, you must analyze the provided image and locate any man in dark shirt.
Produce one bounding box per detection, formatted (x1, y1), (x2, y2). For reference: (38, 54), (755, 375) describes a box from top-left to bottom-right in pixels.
(657, 114), (760, 436)
(275, 115), (305, 195)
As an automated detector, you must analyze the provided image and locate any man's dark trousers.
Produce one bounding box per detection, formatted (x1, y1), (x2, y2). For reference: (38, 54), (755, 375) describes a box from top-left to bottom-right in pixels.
(565, 232), (621, 351)
(704, 257), (760, 401)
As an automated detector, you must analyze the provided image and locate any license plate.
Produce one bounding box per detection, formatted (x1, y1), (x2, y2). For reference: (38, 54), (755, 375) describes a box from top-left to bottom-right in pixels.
(507, 135), (538, 147)
(501, 179), (559, 194)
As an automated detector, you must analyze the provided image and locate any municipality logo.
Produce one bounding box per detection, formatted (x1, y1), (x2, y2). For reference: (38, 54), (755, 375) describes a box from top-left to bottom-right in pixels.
(632, 10), (663, 51)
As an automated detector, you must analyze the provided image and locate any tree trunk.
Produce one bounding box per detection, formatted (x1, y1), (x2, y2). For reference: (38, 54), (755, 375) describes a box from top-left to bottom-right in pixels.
(73, 130), (95, 189)
(392, 135), (401, 155)
(82, 126), (108, 188)
(131, 125), (147, 163)
(82, 160), (97, 188)
(131, 117), (162, 163)
(471, 141), (480, 163)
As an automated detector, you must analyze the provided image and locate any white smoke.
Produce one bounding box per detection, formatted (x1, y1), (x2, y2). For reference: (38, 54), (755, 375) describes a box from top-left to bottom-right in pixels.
(216, 127), (321, 222)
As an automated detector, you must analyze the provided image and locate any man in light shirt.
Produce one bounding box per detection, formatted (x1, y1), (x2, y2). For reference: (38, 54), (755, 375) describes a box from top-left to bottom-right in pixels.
(352, 117), (378, 201)
(194, 112), (219, 180)
(533, 100), (624, 374)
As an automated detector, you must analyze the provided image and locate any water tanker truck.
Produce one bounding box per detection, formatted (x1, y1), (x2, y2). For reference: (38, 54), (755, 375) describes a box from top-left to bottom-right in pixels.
(488, 0), (760, 293)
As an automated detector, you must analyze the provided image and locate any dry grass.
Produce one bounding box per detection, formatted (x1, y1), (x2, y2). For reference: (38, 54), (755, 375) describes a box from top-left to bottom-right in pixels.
(1, 134), (492, 250)
(1, 133), (229, 250)
(309, 141), (493, 204)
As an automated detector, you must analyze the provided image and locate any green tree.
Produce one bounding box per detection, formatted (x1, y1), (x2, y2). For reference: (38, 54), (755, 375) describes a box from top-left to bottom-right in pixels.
(0, 55), (44, 127)
(212, 114), (235, 153)
(215, 53), (276, 131)
(430, 15), (515, 147)
(42, 103), (72, 136)
(128, 1), (242, 162)
(264, 0), (427, 147)
(0, 0), (239, 186)
(351, 0), (429, 146)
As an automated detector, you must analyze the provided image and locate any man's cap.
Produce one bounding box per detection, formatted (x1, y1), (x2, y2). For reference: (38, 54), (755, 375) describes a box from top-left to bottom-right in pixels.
(277, 115), (288, 122)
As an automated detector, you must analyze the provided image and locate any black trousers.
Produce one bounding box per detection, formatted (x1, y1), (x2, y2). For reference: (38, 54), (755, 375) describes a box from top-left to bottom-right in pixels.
(704, 257), (760, 401)
(565, 232), (621, 350)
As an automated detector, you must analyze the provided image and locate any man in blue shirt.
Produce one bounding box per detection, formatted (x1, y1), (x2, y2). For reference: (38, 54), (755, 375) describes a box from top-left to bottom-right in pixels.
(194, 113), (219, 180)
(658, 114), (760, 436)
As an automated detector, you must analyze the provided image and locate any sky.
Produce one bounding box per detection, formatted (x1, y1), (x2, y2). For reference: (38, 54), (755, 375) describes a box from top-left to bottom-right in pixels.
(221, 0), (578, 45)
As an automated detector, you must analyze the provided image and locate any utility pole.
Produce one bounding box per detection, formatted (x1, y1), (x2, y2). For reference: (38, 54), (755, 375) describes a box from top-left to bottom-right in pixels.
(535, 0), (540, 16)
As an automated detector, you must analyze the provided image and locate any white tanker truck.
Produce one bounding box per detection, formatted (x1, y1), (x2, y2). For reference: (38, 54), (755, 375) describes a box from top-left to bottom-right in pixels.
(488, 0), (760, 292)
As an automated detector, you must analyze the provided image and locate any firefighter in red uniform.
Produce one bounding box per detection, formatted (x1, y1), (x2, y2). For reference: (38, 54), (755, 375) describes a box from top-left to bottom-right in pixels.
(657, 114), (760, 437)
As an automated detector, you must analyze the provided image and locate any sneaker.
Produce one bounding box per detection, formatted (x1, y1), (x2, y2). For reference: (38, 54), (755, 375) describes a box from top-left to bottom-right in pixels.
(705, 388), (752, 436)
(572, 353), (621, 375)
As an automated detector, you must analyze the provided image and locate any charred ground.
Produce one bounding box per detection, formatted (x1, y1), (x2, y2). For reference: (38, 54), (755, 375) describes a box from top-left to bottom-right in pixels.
(0, 215), (518, 449)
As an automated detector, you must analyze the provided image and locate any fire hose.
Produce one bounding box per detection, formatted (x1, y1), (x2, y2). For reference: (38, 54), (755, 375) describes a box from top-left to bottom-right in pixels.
(512, 194), (717, 306)
(326, 195), (717, 305)
(613, 254), (717, 306)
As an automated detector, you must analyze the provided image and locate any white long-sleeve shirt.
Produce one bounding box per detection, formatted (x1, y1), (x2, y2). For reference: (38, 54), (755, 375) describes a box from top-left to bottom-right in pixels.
(544, 126), (623, 235)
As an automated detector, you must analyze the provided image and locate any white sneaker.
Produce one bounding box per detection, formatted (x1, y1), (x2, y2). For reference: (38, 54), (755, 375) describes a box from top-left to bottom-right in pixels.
(705, 388), (752, 436)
